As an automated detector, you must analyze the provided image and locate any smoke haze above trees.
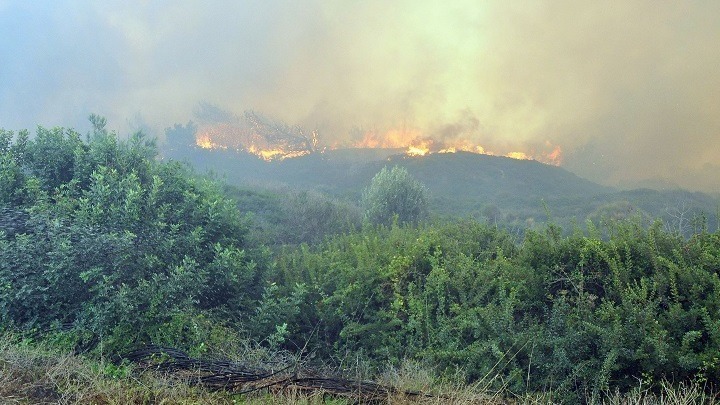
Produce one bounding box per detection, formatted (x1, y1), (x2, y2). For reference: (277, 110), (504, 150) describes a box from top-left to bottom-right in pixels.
(1, 1), (719, 191)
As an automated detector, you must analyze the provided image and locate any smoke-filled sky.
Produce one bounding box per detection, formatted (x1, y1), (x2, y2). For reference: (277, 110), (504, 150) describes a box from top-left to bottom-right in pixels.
(1, 1), (719, 191)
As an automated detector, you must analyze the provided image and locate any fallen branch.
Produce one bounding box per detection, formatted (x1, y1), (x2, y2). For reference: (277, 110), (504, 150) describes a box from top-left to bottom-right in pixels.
(123, 345), (437, 401)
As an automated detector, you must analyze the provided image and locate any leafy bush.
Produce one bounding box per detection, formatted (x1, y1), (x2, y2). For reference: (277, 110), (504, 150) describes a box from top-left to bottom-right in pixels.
(268, 218), (720, 401)
(0, 120), (266, 353)
(362, 166), (428, 225)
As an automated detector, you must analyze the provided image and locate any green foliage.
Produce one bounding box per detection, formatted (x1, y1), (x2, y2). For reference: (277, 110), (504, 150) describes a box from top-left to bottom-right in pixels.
(272, 221), (525, 378)
(265, 219), (720, 401)
(248, 282), (306, 347)
(226, 187), (362, 246)
(362, 166), (428, 225)
(0, 118), (264, 353)
(274, 190), (361, 245)
(4, 119), (720, 401)
(161, 140), (719, 233)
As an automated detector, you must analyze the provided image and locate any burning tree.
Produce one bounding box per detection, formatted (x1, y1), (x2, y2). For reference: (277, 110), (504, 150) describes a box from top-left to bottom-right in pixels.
(192, 105), (318, 161)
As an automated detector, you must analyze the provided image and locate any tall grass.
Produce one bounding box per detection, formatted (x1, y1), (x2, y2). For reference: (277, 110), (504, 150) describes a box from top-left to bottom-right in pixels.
(1, 336), (717, 404)
(0, 335), (228, 404)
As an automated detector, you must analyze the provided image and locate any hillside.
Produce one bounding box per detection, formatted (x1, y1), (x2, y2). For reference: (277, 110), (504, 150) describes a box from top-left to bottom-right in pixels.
(164, 145), (719, 230)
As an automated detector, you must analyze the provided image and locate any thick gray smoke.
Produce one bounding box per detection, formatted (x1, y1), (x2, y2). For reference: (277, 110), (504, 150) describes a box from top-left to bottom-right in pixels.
(1, 1), (718, 191)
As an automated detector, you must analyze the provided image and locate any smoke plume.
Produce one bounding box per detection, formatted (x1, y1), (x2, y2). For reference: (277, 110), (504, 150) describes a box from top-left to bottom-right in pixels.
(1, 1), (718, 190)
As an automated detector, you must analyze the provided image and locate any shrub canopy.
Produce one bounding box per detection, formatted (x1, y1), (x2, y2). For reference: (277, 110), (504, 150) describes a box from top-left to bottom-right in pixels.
(361, 165), (428, 225)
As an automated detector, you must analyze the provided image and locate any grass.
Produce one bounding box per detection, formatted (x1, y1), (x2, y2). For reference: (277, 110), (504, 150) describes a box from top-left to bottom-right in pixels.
(0, 336), (503, 404)
(1, 336), (718, 404)
(601, 380), (714, 405)
(0, 336), (228, 404)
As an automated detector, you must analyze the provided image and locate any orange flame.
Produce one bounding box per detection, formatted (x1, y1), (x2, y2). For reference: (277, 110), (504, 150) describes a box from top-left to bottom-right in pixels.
(406, 140), (432, 156)
(195, 121), (564, 166)
(193, 122), (314, 161)
(350, 127), (564, 164)
(545, 146), (563, 165)
(196, 133), (225, 150)
(196, 135), (214, 149)
(505, 151), (529, 160)
(352, 128), (563, 165)
(354, 128), (424, 149)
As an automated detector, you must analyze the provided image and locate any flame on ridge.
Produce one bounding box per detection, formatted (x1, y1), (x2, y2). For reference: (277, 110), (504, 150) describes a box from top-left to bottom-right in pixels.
(194, 120), (563, 166)
(194, 115), (316, 161)
(352, 128), (563, 165)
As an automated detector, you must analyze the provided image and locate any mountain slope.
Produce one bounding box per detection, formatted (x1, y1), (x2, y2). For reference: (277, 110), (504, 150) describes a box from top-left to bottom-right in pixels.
(165, 146), (718, 230)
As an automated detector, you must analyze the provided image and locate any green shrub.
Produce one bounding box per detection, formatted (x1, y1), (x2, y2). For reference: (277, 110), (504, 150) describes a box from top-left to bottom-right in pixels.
(362, 166), (428, 225)
(0, 119), (267, 353)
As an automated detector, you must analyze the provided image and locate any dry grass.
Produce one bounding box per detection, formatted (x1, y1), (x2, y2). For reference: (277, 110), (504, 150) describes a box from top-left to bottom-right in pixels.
(601, 379), (717, 405)
(0, 336), (231, 404)
(376, 359), (507, 404)
(0, 337), (505, 404)
(2, 336), (719, 404)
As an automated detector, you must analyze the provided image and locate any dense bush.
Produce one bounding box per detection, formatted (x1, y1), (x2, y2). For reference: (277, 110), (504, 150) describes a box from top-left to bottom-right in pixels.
(362, 165), (428, 225)
(0, 120), (266, 352)
(267, 219), (720, 401)
(227, 186), (362, 246)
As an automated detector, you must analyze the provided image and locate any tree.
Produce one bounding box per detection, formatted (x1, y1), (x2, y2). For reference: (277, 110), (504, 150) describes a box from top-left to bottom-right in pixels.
(362, 166), (428, 225)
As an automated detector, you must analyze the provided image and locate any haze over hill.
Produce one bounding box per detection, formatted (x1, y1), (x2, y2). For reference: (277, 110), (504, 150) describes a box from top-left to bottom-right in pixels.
(163, 137), (719, 233)
(2, 2), (720, 192)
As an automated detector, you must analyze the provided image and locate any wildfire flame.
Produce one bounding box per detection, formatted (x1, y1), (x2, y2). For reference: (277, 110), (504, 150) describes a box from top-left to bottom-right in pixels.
(353, 128), (423, 149)
(546, 146), (562, 164)
(350, 127), (563, 165)
(505, 151), (528, 160)
(406, 140), (432, 157)
(196, 134), (216, 149)
(193, 113), (316, 161)
(193, 116), (563, 166)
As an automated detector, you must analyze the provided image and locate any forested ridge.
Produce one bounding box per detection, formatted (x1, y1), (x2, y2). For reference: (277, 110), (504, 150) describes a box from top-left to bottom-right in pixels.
(2, 122), (720, 403)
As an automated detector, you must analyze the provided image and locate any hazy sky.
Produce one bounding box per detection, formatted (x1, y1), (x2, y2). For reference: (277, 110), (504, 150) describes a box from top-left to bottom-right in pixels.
(1, 1), (719, 191)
